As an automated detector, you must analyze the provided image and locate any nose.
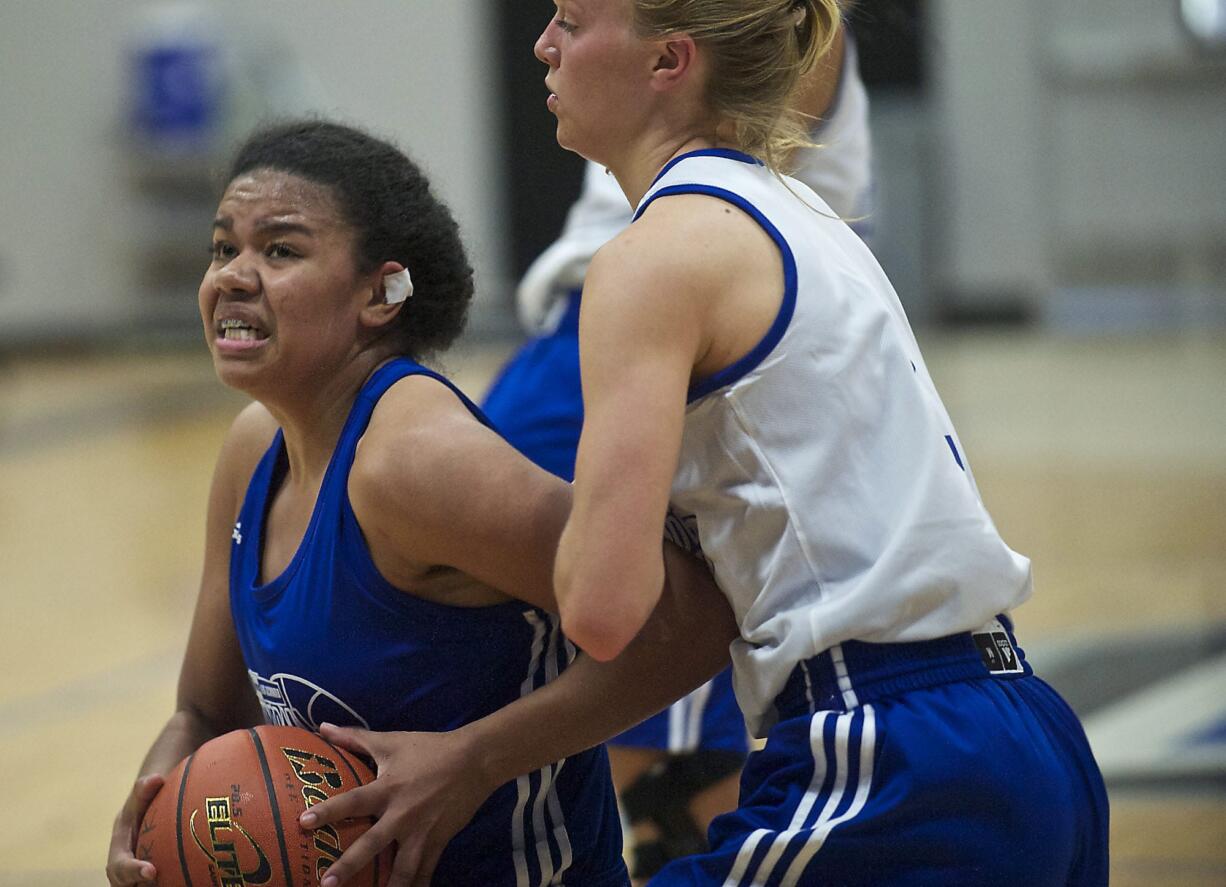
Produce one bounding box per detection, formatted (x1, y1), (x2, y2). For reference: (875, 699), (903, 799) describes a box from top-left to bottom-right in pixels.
(534, 23), (559, 68)
(213, 252), (259, 297)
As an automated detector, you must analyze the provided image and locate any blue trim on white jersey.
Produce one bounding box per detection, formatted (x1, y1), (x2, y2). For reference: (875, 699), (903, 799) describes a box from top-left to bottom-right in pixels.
(945, 435), (966, 471)
(634, 183), (799, 405)
(648, 148), (762, 190)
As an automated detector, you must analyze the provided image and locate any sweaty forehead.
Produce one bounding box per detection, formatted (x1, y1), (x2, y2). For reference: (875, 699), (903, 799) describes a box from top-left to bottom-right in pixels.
(218, 169), (343, 226)
(568, 0), (631, 21)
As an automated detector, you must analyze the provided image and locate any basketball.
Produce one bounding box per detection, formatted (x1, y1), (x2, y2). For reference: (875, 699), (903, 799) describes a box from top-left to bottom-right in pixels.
(137, 725), (390, 887)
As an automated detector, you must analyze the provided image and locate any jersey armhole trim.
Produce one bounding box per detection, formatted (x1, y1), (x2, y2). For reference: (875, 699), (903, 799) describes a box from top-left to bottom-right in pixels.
(633, 184), (799, 404)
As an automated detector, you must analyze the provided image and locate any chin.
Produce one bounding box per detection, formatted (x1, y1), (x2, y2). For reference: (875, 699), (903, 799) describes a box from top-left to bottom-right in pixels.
(210, 352), (263, 396)
(555, 126), (598, 163)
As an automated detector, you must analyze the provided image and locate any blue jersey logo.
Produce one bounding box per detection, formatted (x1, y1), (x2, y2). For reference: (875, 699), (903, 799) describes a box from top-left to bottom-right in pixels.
(247, 670), (369, 731)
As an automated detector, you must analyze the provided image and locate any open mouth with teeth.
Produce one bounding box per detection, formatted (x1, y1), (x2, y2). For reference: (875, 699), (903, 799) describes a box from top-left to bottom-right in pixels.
(217, 319), (269, 342)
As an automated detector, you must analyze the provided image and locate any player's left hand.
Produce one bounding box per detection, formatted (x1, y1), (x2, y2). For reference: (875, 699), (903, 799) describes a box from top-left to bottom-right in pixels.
(300, 722), (497, 887)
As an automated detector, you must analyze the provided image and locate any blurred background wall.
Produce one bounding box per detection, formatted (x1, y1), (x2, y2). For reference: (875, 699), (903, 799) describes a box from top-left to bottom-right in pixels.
(2, 0), (1223, 344)
(0, 0), (511, 345)
(932, 0), (1226, 330)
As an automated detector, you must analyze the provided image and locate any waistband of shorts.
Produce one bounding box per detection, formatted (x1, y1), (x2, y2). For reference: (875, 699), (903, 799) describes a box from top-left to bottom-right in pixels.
(774, 615), (1032, 719)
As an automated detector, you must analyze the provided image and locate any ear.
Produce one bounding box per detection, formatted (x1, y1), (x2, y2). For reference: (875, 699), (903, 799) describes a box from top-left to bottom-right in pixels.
(360, 260), (407, 330)
(648, 35), (700, 92)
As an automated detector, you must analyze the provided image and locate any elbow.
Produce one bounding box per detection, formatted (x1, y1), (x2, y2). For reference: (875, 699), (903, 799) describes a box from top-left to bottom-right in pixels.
(554, 534), (661, 661)
(559, 603), (639, 661)
(556, 571), (655, 661)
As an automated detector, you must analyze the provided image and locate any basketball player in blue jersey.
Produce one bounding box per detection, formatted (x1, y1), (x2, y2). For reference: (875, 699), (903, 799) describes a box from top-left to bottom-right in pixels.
(481, 17), (874, 881)
(303, 2), (1111, 885)
(105, 120), (741, 887)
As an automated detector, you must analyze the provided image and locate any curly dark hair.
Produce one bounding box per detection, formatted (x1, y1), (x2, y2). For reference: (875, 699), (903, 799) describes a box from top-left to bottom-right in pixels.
(227, 119), (473, 359)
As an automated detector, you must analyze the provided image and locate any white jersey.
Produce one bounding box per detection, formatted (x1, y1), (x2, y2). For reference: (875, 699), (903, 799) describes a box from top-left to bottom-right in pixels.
(637, 153), (1033, 738)
(518, 38), (874, 334)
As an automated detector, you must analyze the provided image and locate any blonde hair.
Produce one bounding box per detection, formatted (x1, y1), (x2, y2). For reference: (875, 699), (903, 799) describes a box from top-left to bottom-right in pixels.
(632, 0), (842, 174)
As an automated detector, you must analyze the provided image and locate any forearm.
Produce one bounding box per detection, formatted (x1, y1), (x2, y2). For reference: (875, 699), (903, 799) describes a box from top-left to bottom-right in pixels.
(134, 707), (232, 779)
(553, 514), (666, 661)
(473, 545), (737, 785)
(292, 553), (736, 887)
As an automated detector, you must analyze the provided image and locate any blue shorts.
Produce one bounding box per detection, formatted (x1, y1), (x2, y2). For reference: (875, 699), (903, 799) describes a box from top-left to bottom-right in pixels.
(482, 292), (748, 756)
(649, 622), (1110, 886)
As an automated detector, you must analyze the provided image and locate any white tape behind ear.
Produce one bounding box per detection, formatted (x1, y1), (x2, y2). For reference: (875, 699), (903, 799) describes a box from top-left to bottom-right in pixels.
(383, 268), (413, 304)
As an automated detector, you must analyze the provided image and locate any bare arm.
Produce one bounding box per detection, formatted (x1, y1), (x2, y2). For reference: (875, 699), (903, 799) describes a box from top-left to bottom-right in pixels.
(554, 193), (783, 661)
(302, 541), (736, 887)
(467, 542), (736, 778)
(106, 404), (272, 886)
(552, 218), (709, 660)
(349, 376), (573, 614)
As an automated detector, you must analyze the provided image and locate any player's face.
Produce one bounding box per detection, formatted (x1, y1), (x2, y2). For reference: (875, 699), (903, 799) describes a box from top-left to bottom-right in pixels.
(199, 170), (371, 398)
(535, 0), (654, 163)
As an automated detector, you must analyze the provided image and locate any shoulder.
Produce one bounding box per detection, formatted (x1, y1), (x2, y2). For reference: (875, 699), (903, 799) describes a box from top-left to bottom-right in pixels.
(603, 192), (753, 264)
(590, 193), (770, 297)
(216, 401), (280, 501)
(348, 374), (493, 527)
(346, 373), (568, 583)
(228, 399), (280, 441)
(582, 191), (780, 354)
(358, 373), (485, 467)
(199, 401), (278, 538)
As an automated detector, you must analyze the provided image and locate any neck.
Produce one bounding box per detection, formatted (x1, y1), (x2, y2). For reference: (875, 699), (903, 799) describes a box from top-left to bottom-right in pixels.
(605, 117), (746, 206)
(259, 350), (392, 489)
(605, 135), (714, 207)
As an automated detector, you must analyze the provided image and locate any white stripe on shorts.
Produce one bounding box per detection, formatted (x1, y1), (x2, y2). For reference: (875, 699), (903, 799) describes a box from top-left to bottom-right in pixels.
(719, 712), (833, 887)
(512, 613), (575, 887)
(534, 621), (574, 885)
(512, 613), (551, 887)
(544, 758), (574, 883)
(721, 706), (876, 887)
(779, 706), (876, 883)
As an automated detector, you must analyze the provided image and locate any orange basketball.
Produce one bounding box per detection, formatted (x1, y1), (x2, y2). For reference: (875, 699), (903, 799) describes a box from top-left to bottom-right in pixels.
(138, 725), (390, 886)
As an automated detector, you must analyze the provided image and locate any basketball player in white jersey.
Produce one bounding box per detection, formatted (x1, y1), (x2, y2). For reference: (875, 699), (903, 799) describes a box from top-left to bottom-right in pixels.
(480, 19), (873, 880)
(542, 1), (1110, 883)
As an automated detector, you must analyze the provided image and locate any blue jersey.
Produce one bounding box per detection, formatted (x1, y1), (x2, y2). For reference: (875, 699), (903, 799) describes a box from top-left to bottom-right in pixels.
(229, 358), (628, 887)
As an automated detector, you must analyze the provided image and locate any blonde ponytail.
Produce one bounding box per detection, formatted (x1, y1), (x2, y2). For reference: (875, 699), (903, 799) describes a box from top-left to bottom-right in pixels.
(633, 0), (843, 173)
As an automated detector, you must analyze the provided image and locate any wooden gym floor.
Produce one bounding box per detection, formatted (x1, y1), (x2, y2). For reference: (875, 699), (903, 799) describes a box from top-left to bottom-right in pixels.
(2, 332), (1224, 886)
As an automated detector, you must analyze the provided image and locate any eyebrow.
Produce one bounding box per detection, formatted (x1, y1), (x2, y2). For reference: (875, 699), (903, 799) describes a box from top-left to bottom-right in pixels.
(211, 217), (317, 237)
